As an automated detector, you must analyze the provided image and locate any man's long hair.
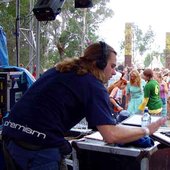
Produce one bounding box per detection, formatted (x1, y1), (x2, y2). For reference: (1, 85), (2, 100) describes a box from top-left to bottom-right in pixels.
(56, 42), (116, 83)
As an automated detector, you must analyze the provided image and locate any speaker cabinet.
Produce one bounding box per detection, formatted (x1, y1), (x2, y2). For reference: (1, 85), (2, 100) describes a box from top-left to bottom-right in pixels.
(33, 0), (65, 21)
(75, 0), (93, 8)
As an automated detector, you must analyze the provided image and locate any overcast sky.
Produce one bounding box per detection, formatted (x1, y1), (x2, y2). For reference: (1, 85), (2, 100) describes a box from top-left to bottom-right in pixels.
(97, 0), (170, 55)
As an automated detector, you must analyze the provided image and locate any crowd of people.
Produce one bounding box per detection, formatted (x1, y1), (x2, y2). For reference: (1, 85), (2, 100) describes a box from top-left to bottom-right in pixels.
(108, 64), (170, 118)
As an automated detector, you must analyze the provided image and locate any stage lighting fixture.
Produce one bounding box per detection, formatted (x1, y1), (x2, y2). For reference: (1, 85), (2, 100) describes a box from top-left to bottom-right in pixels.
(33, 0), (65, 21)
(75, 0), (93, 8)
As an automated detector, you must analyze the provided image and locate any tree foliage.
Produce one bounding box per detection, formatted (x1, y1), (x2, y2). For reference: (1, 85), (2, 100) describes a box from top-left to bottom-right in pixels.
(120, 23), (166, 67)
(133, 25), (155, 56)
(0, 0), (114, 70)
(0, 1), (31, 65)
(144, 50), (165, 68)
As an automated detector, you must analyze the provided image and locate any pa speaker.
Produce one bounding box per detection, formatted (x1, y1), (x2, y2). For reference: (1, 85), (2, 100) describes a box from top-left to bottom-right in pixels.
(33, 0), (65, 21)
(75, 0), (93, 8)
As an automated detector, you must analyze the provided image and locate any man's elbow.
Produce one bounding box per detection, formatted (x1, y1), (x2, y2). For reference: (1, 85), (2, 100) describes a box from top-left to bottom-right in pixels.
(103, 134), (119, 144)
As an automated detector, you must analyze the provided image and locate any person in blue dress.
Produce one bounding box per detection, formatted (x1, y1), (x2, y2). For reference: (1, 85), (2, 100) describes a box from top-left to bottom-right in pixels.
(2, 42), (167, 170)
(126, 69), (146, 115)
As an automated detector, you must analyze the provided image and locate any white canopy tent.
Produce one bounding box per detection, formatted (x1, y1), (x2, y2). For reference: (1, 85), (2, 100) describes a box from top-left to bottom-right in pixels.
(148, 56), (164, 69)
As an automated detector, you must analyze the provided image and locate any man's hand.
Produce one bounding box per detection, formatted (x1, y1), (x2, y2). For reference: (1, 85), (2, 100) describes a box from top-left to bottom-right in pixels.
(147, 116), (168, 134)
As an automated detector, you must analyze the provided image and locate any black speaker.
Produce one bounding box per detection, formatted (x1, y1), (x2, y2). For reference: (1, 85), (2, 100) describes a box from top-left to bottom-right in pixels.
(33, 0), (65, 21)
(75, 0), (93, 8)
(96, 41), (108, 70)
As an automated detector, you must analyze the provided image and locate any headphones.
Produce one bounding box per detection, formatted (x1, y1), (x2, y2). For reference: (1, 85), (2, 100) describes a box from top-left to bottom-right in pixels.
(96, 41), (108, 70)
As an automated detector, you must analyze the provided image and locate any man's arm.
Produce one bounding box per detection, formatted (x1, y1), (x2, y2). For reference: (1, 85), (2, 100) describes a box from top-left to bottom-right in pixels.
(97, 117), (167, 144)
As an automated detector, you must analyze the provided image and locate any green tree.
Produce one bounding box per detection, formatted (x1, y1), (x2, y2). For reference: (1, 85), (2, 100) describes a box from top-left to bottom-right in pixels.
(120, 24), (155, 66)
(0, 1), (30, 65)
(133, 25), (155, 55)
(144, 53), (153, 67)
(0, 0), (114, 70)
(41, 0), (114, 67)
(144, 50), (165, 68)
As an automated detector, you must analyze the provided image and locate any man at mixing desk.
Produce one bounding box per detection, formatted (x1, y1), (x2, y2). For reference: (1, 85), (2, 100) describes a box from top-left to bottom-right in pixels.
(2, 42), (167, 170)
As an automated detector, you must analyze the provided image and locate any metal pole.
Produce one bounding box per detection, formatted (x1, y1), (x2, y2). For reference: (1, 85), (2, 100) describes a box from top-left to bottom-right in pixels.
(35, 20), (40, 79)
(16, 0), (20, 66)
(81, 8), (87, 55)
(29, 0), (34, 73)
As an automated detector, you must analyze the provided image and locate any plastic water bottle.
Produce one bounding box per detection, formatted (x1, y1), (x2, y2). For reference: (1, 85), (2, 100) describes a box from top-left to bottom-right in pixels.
(141, 107), (151, 127)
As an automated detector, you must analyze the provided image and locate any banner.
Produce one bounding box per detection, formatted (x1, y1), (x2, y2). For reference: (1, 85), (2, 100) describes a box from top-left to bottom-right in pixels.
(166, 32), (170, 52)
(165, 32), (170, 69)
(125, 23), (132, 56)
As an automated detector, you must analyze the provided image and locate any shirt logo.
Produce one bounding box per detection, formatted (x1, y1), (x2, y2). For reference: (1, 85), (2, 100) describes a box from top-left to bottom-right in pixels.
(4, 120), (46, 139)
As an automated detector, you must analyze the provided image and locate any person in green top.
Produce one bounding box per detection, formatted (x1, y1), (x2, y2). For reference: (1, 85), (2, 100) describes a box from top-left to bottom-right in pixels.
(138, 68), (162, 115)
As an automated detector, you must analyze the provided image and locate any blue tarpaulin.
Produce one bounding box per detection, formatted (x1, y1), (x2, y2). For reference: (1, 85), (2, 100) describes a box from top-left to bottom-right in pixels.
(0, 26), (9, 66)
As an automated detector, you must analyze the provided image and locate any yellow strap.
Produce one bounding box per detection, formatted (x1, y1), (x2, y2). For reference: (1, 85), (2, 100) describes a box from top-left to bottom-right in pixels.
(149, 108), (162, 115)
(138, 98), (149, 111)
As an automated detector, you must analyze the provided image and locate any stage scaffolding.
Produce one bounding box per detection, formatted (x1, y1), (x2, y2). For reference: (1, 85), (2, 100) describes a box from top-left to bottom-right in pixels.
(14, 0), (41, 79)
(0, 0), (40, 78)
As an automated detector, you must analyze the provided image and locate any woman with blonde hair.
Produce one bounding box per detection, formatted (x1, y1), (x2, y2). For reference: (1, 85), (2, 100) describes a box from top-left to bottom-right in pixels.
(126, 69), (146, 115)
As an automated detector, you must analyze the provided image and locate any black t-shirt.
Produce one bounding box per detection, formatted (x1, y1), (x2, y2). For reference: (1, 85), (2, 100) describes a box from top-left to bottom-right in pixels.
(2, 68), (116, 148)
